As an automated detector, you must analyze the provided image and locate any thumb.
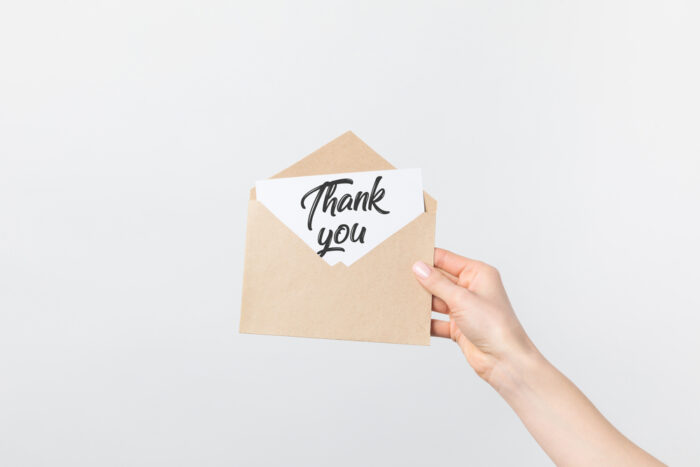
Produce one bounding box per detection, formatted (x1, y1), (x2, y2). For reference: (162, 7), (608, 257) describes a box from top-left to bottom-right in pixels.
(412, 261), (467, 306)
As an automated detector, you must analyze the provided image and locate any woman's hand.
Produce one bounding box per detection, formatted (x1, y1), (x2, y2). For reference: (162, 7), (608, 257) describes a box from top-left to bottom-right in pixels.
(413, 247), (665, 466)
(412, 248), (538, 388)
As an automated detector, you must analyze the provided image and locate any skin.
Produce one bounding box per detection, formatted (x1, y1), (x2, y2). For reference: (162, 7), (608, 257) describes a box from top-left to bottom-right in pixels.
(412, 248), (665, 467)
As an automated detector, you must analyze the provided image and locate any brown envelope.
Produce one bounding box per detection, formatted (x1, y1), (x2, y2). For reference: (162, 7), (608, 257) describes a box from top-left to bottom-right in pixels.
(239, 131), (437, 345)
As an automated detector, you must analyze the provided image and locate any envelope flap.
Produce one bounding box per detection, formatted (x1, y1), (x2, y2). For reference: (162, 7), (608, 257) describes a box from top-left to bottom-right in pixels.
(249, 131), (436, 212)
(272, 131), (395, 178)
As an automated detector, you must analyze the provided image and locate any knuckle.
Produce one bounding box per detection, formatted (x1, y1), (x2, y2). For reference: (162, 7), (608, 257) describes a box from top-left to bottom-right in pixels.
(447, 287), (469, 306)
(484, 263), (500, 278)
(450, 307), (466, 321)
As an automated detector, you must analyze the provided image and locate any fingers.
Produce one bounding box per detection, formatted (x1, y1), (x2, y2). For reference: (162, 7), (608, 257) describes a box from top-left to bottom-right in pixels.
(430, 319), (451, 338)
(412, 260), (468, 306)
(438, 268), (458, 284)
(434, 248), (479, 277)
(432, 296), (449, 314)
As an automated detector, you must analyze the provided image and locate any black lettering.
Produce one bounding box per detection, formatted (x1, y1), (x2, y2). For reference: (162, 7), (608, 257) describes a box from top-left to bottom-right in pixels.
(334, 224), (349, 244)
(350, 224), (366, 243)
(316, 227), (344, 257)
(301, 178), (353, 230)
(338, 193), (353, 212)
(353, 191), (369, 210)
(368, 176), (390, 214)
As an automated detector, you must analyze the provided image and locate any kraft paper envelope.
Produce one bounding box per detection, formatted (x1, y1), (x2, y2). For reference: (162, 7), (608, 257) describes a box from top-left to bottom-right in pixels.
(239, 131), (437, 345)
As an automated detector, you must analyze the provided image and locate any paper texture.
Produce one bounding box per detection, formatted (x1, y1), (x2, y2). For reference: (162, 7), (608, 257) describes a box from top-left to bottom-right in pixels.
(239, 131), (437, 345)
(255, 168), (424, 266)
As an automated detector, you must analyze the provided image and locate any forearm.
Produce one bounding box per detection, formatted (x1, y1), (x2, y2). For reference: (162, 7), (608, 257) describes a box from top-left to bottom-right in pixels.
(490, 349), (664, 467)
(413, 251), (664, 465)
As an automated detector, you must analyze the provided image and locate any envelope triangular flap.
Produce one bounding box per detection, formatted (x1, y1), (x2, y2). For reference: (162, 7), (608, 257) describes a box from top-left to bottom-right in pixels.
(250, 131), (436, 213)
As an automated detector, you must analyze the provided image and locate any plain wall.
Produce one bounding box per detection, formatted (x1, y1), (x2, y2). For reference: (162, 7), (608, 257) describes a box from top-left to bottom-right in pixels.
(1, 1), (698, 465)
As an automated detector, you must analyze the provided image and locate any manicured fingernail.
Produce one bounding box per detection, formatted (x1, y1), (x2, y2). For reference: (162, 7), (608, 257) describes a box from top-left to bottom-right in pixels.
(412, 261), (431, 279)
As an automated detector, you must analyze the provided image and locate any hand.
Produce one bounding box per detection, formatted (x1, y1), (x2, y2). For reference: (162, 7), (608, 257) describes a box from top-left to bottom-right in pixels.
(413, 248), (664, 466)
(412, 248), (538, 388)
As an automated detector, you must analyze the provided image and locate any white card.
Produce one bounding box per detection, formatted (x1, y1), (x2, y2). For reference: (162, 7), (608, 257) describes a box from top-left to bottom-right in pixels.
(255, 169), (424, 266)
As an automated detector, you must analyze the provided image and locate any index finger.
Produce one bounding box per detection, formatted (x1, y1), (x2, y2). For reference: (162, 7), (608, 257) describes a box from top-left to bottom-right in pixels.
(434, 247), (479, 277)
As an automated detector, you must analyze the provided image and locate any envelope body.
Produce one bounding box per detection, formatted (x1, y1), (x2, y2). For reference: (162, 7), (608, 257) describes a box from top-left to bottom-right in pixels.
(239, 132), (436, 345)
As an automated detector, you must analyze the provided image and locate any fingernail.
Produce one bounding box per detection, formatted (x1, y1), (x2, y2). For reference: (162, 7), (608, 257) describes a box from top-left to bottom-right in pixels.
(412, 261), (431, 279)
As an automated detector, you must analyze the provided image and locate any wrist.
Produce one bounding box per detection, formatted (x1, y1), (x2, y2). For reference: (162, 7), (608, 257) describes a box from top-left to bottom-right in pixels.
(486, 340), (548, 399)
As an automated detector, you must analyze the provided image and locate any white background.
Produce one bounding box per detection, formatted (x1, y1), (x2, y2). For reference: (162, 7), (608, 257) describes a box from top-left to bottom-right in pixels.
(1, 1), (699, 465)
